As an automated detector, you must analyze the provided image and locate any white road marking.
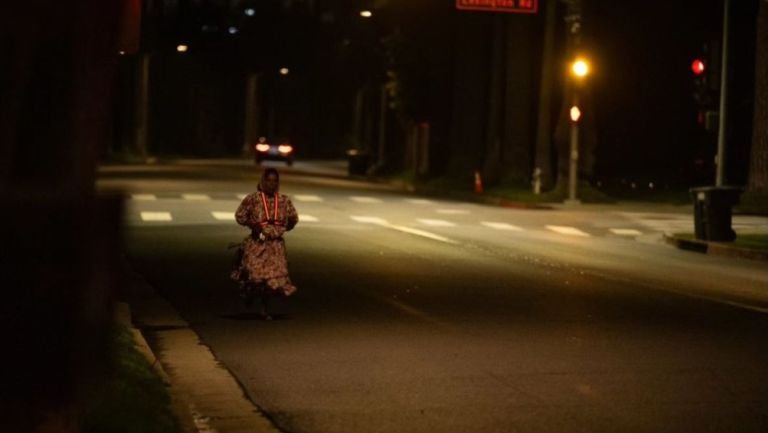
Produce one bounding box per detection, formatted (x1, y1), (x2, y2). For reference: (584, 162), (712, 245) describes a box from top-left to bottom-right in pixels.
(436, 209), (470, 215)
(546, 225), (591, 237)
(386, 224), (458, 244)
(610, 228), (643, 236)
(417, 218), (456, 227)
(350, 196), (382, 204)
(351, 215), (388, 224)
(294, 194), (323, 202)
(405, 199), (433, 205)
(211, 211), (235, 221)
(140, 212), (173, 222)
(132, 194), (157, 201)
(350, 215), (457, 244)
(481, 221), (524, 231)
(300, 215), (319, 222)
(182, 194), (211, 201)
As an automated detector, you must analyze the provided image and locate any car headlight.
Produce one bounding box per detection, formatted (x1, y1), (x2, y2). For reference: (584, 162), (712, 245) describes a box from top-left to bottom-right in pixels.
(255, 143), (270, 152)
(278, 144), (293, 154)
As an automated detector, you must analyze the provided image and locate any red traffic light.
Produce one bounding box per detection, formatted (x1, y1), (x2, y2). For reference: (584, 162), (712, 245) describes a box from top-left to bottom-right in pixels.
(691, 59), (706, 75)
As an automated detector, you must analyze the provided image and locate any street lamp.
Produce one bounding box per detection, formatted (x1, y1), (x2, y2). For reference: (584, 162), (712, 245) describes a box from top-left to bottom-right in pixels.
(360, 10), (373, 18)
(566, 57), (590, 204)
(279, 67), (290, 76)
(571, 58), (589, 78)
(176, 44), (189, 53)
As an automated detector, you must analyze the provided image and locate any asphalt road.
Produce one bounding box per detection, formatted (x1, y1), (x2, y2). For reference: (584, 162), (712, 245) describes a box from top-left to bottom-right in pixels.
(107, 160), (768, 433)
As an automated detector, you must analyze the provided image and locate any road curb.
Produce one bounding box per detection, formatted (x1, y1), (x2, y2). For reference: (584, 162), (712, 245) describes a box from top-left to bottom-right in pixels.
(663, 233), (768, 262)
(405, 184), (554, 210)
(114, 302), (199, 433)
(121, 261), (284, 433)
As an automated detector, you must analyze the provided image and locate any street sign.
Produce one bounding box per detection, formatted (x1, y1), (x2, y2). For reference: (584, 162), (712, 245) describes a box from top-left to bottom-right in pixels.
(456, 0), (538, 14)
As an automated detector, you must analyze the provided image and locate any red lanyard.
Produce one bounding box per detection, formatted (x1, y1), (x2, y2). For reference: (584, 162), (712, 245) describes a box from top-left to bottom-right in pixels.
(259, 192), (282, 226)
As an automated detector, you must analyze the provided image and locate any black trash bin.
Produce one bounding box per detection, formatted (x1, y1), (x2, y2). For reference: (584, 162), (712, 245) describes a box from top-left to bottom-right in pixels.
(689, 186), (743, 242)
(346, 149), (370, 176)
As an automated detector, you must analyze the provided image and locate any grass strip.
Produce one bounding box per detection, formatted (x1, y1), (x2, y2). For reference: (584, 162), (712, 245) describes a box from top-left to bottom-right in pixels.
(82, 326), (180, 433)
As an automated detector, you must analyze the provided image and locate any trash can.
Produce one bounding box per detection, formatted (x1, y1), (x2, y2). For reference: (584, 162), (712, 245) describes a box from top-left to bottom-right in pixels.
(346, 149), (370, 176)
(689, 186), (743, 242)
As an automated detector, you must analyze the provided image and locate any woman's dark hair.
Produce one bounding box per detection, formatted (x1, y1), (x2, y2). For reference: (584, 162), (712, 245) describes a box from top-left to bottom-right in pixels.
(262, 167), (279, 181)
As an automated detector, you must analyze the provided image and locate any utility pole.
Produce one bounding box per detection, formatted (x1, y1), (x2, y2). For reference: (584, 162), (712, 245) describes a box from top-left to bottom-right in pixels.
(715, 0), (730, 186)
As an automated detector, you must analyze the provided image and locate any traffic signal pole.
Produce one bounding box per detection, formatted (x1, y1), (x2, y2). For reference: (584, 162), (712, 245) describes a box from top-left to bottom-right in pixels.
(716, 0), (730, 186)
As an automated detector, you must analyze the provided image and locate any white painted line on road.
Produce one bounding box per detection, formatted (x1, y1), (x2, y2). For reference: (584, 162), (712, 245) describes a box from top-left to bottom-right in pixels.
(436, 209), (470, 215)
(417, 218), (456, 227)
(610, 228), (643, 236)
(405, 199), (433, 205)
(481, 221), (524, 231)
(132, 194), (157, 201)
(182, 194), (211, 201)
(211, 211), (235, 221)
(387, 224), (458, 244)
(350, 216), (457, 244)
(294, 194), (323, 202)
(546, 225), (591, 237)
(300, 215), (319, 222)
(350, 196), (382, 204)
(140, 212), (173, 222)
(351, 215), (388, 224)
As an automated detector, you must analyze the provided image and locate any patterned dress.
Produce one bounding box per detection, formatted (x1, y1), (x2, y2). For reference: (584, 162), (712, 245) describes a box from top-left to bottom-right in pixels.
(231, 190), (299, 296)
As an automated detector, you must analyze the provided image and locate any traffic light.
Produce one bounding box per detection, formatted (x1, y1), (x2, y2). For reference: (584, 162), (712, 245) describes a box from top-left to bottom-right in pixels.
(692, 56), (713, 107)
(691, 42), (720, 130)
(691, 59), (705, 76)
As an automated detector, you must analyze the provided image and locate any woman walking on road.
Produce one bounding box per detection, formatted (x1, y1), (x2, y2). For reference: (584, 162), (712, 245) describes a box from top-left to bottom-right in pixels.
(231, 168), (299, 319)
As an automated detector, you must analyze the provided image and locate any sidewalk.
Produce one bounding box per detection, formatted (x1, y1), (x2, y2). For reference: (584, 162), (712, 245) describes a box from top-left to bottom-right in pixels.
(121, 261), (282, 433)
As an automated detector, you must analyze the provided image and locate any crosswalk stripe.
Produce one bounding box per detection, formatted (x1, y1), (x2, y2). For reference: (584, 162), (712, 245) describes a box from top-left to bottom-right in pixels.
(132, 194), (157, 201)
(350, 196), (382, 204)
(350, 215), (456, 244)
(405, 199), (433, 205)
(436, 209), (470, 215)
(610, 228), (643, 236)
(386, 224), (458, 244)
(417, 218), (456, 227)
(301, 215), (319, 222)
(211, 211), (235, 221)
(182, 194), (211, 201)
(546, 225), (591, 237)
(294, 195), (323, 202)
(351, 215), (388, 224)
(481, 221), (524, 231)
(140, 212), (172, 222)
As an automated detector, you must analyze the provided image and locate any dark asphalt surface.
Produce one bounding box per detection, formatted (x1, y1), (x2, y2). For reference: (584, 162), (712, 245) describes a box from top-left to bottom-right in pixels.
(116, 162), (768, 433)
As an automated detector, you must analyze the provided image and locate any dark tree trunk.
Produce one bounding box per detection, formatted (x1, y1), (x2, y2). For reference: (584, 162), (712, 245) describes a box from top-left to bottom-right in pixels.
(534, 0), (559, 190)
(482, 15), (505, 186)
(744, 0), (768, 212)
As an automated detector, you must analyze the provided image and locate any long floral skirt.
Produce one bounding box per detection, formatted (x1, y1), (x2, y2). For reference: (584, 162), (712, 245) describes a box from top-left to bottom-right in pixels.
(230, 236), (297, 297)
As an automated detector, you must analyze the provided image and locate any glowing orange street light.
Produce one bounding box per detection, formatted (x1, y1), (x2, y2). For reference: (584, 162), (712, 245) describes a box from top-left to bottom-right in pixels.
(571, 58), (590, 79)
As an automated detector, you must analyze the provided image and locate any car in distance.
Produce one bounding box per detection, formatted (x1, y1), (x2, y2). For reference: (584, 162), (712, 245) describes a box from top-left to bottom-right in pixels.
(253, 136), (294, 166)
